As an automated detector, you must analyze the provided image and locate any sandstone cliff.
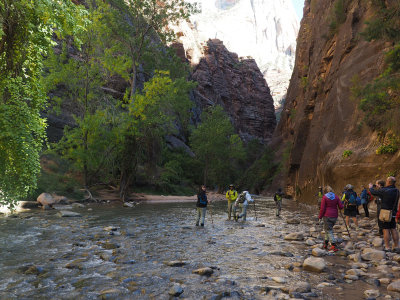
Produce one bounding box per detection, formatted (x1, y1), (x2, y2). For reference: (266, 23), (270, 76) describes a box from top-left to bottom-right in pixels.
(191, 39), (276, 143)
(272, 0), (400, 202)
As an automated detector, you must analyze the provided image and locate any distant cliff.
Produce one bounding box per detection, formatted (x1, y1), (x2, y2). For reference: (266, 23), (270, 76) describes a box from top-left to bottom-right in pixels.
(190, 39), (276, 143)
(174, 0), (299, 107)
(271, 0), (400, 202)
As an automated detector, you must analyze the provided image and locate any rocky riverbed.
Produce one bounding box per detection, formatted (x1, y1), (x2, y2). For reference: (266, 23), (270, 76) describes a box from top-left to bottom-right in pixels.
(1, 198), (400, 299)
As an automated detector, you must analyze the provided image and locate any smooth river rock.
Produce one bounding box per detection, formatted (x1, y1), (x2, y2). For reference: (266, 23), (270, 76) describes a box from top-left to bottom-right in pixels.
(364, 289), (380, 298)
(303, 257), (326, 273)
(312, 247), (326, 257)
(169, 285), (184, 296)
(57, 210), (82, 217)
(193, 267), (213, 276)
(289, 281), (311, 294)
(387, 279), (400, 292)
(284, 233), (304, 241)
(361, 248), (385, 261)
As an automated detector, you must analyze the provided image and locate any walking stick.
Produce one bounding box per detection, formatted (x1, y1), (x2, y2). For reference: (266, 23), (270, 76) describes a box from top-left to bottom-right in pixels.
(339, 209), (354, 245)
(253, 199), (257, 221)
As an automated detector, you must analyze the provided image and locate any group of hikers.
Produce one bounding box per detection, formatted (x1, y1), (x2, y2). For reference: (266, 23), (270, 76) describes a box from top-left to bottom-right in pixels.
(195, 176), (400, 255)
(318, 176), (400, 253)
(195, 184), (283, 226)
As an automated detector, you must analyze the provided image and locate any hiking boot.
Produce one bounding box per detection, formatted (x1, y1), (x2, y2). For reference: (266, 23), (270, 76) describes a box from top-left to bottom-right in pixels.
(323, 240), (329, 249)
(200, 223), (204, 227)
(392, 248), (400, 254)
(329, 244), (338, 252)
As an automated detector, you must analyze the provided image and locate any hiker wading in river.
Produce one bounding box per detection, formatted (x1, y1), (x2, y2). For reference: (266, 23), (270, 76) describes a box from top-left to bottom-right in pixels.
(370, 177), (400, 252)
(195, 185), (208, 227)
(225, 184), (238, 220)
(318, 186), (343, 252)
(233, 191), (253, 221)
(274, 188), (284, 217)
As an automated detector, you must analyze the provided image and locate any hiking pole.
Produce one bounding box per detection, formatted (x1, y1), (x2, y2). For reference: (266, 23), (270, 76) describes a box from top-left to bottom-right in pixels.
(339, 209), (354, 245)
(253, 199), (258, 221)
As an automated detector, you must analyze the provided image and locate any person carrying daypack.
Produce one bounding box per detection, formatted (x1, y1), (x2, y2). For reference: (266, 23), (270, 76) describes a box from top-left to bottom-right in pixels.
(316, 186), (323, 207)
(360, 185), (370, 217)
(233, 191), (253, 221)
(274, 188), (284, 217)
(225, 184), (238, 220)
(342, 184), (359, 229)
(195, 185), (208, 227)
(318, 186), (344, 252)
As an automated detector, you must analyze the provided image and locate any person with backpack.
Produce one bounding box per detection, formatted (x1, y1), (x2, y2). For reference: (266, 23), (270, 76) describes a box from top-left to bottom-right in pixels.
(274, 188), (284, 217)
(316, 186), (323, 207)
(360, 185), (370, 217)
(375, 180), (385, 236)
(233, 190), (253, 221)
(318, 186), (344, 252)
(195, 185), (208, 227)
(342, 184), (359, 229)
(225, 184), (238, 220)
(370, 177), (400, 252)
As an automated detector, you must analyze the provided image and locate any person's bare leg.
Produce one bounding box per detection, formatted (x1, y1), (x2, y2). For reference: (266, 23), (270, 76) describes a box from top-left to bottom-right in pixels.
(353, 217), (358, 227)
(391, 228), (399, 249)
(346, 216), (350, 227)
(383, 229), (391, 249)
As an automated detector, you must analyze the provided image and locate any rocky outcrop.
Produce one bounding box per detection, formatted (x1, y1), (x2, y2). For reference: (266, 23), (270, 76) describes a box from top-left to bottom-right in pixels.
(175, 0), (299, 106)
(271, 0), (400, 201)
(191, 39), (276, 143)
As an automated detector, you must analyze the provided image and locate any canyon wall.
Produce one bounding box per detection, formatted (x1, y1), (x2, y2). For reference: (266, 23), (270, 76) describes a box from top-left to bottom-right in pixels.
(272, 0), (400, 202)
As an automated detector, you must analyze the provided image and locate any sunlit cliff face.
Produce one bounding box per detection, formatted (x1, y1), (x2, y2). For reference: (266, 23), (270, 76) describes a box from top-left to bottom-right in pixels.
(175, 0), (299, 107)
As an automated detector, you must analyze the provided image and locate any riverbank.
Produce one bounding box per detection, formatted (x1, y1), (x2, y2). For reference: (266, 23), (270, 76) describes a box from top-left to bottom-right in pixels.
(1, 198), (400, 299)
(131, 191), (226, 203)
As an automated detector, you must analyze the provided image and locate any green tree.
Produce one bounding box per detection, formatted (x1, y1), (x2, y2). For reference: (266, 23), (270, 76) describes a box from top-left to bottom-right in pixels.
(117, 70), (194, 199)
(0, 0), (86, 206)
(190, 105), (245, 188)
(98, 0), (197, 101)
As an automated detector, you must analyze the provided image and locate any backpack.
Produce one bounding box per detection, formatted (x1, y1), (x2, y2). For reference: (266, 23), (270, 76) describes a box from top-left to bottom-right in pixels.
(274, 193), (282, 201)
(198, 193), (207, 205)
(345, 191), (357, 207)
(237, 193), (246, 203)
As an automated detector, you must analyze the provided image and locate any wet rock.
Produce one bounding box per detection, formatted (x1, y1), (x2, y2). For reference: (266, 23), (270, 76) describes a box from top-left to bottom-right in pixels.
(37, 193), (56, 208)
(19, 201), (40, 209)
(312, 247), (326, 257)
(23, 265), (44, 275)
(305, 238), (316, 246)
(71, 203), (85, 208)
(379, 278), (391, 285)
(346, 269), (363, 276)
(99, 289), (121, 299)
(284, 233), (304, 241)
(99, 242), (120, 250)
(289, 281), (311, 294)
(271, 277), (287, 284)
(270, 251), (294, 257)
(348, 252), (362, 262)
(123, 202), (134, 208)
(255, 224), (266, 227)
(57, 210), (81, 217)
(372, 237), (383, 248)
(169, 285), (184, 297)
(286, 219), (300, 224)
(344, 274), (359, 280)
(65, 258), (86, 270)
(104, 226), (119, 232)
(361, 248), (385, 261)
(303, 257), (326, 273)
(387, 279), (400, 292)
(193, 267), (213, 276)
(364, 289), (380, 299)
(164, 260), (186, 267)
(317, 282), (334, 288)
(392, 255), (400, 263)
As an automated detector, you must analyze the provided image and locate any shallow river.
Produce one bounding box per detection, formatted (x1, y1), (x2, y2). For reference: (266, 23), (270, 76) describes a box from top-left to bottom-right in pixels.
(0, 198), (393, 299)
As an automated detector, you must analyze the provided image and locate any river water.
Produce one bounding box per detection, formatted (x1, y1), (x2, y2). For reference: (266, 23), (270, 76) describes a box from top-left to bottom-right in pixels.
(0, 198), (393, 299)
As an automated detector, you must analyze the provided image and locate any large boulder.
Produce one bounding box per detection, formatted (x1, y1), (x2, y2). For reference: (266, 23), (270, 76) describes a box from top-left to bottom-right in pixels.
(284, 232), (304, 241)
(361, 248), (385, 261)
(37, 193), (69, 208)
(387, 279), (400, 292)
(303, 257), (326, 273)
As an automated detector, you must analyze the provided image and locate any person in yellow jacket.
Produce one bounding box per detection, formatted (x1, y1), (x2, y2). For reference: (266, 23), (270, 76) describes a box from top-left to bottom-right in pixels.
(225, 184), (238, 220)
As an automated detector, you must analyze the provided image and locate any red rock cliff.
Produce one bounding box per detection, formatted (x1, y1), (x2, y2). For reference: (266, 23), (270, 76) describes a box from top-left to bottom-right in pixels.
(272, 0), (400, 202)
(191, 39), (276, 143)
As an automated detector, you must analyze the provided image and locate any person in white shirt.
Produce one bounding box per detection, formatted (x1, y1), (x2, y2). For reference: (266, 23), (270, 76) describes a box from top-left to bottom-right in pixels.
(233, 191), (253, 221)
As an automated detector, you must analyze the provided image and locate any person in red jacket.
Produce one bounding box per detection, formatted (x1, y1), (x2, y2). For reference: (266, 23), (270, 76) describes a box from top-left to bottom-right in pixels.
(318, 186), (344, 252)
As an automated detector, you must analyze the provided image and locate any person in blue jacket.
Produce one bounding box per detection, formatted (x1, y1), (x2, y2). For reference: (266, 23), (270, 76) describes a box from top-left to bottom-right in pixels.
(196, 185), (208, 227)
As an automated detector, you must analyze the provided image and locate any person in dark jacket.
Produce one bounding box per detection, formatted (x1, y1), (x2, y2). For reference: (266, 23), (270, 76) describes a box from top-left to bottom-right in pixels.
(196, 185), (208, 227)
(369, 177), (400, 252)
(318, 186), (344, 252)
(375, 180), (385, 236)
(360, 185), (370, 217)
(342, 184), (359, 229)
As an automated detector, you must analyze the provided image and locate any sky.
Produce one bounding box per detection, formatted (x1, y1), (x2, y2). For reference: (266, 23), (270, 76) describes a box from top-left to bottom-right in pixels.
(291, 0), (304, 20)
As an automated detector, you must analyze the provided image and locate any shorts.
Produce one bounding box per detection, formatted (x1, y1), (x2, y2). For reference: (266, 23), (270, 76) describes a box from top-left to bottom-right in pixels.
(381, 218), (396, 230)
(344, 206), (357, 217)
